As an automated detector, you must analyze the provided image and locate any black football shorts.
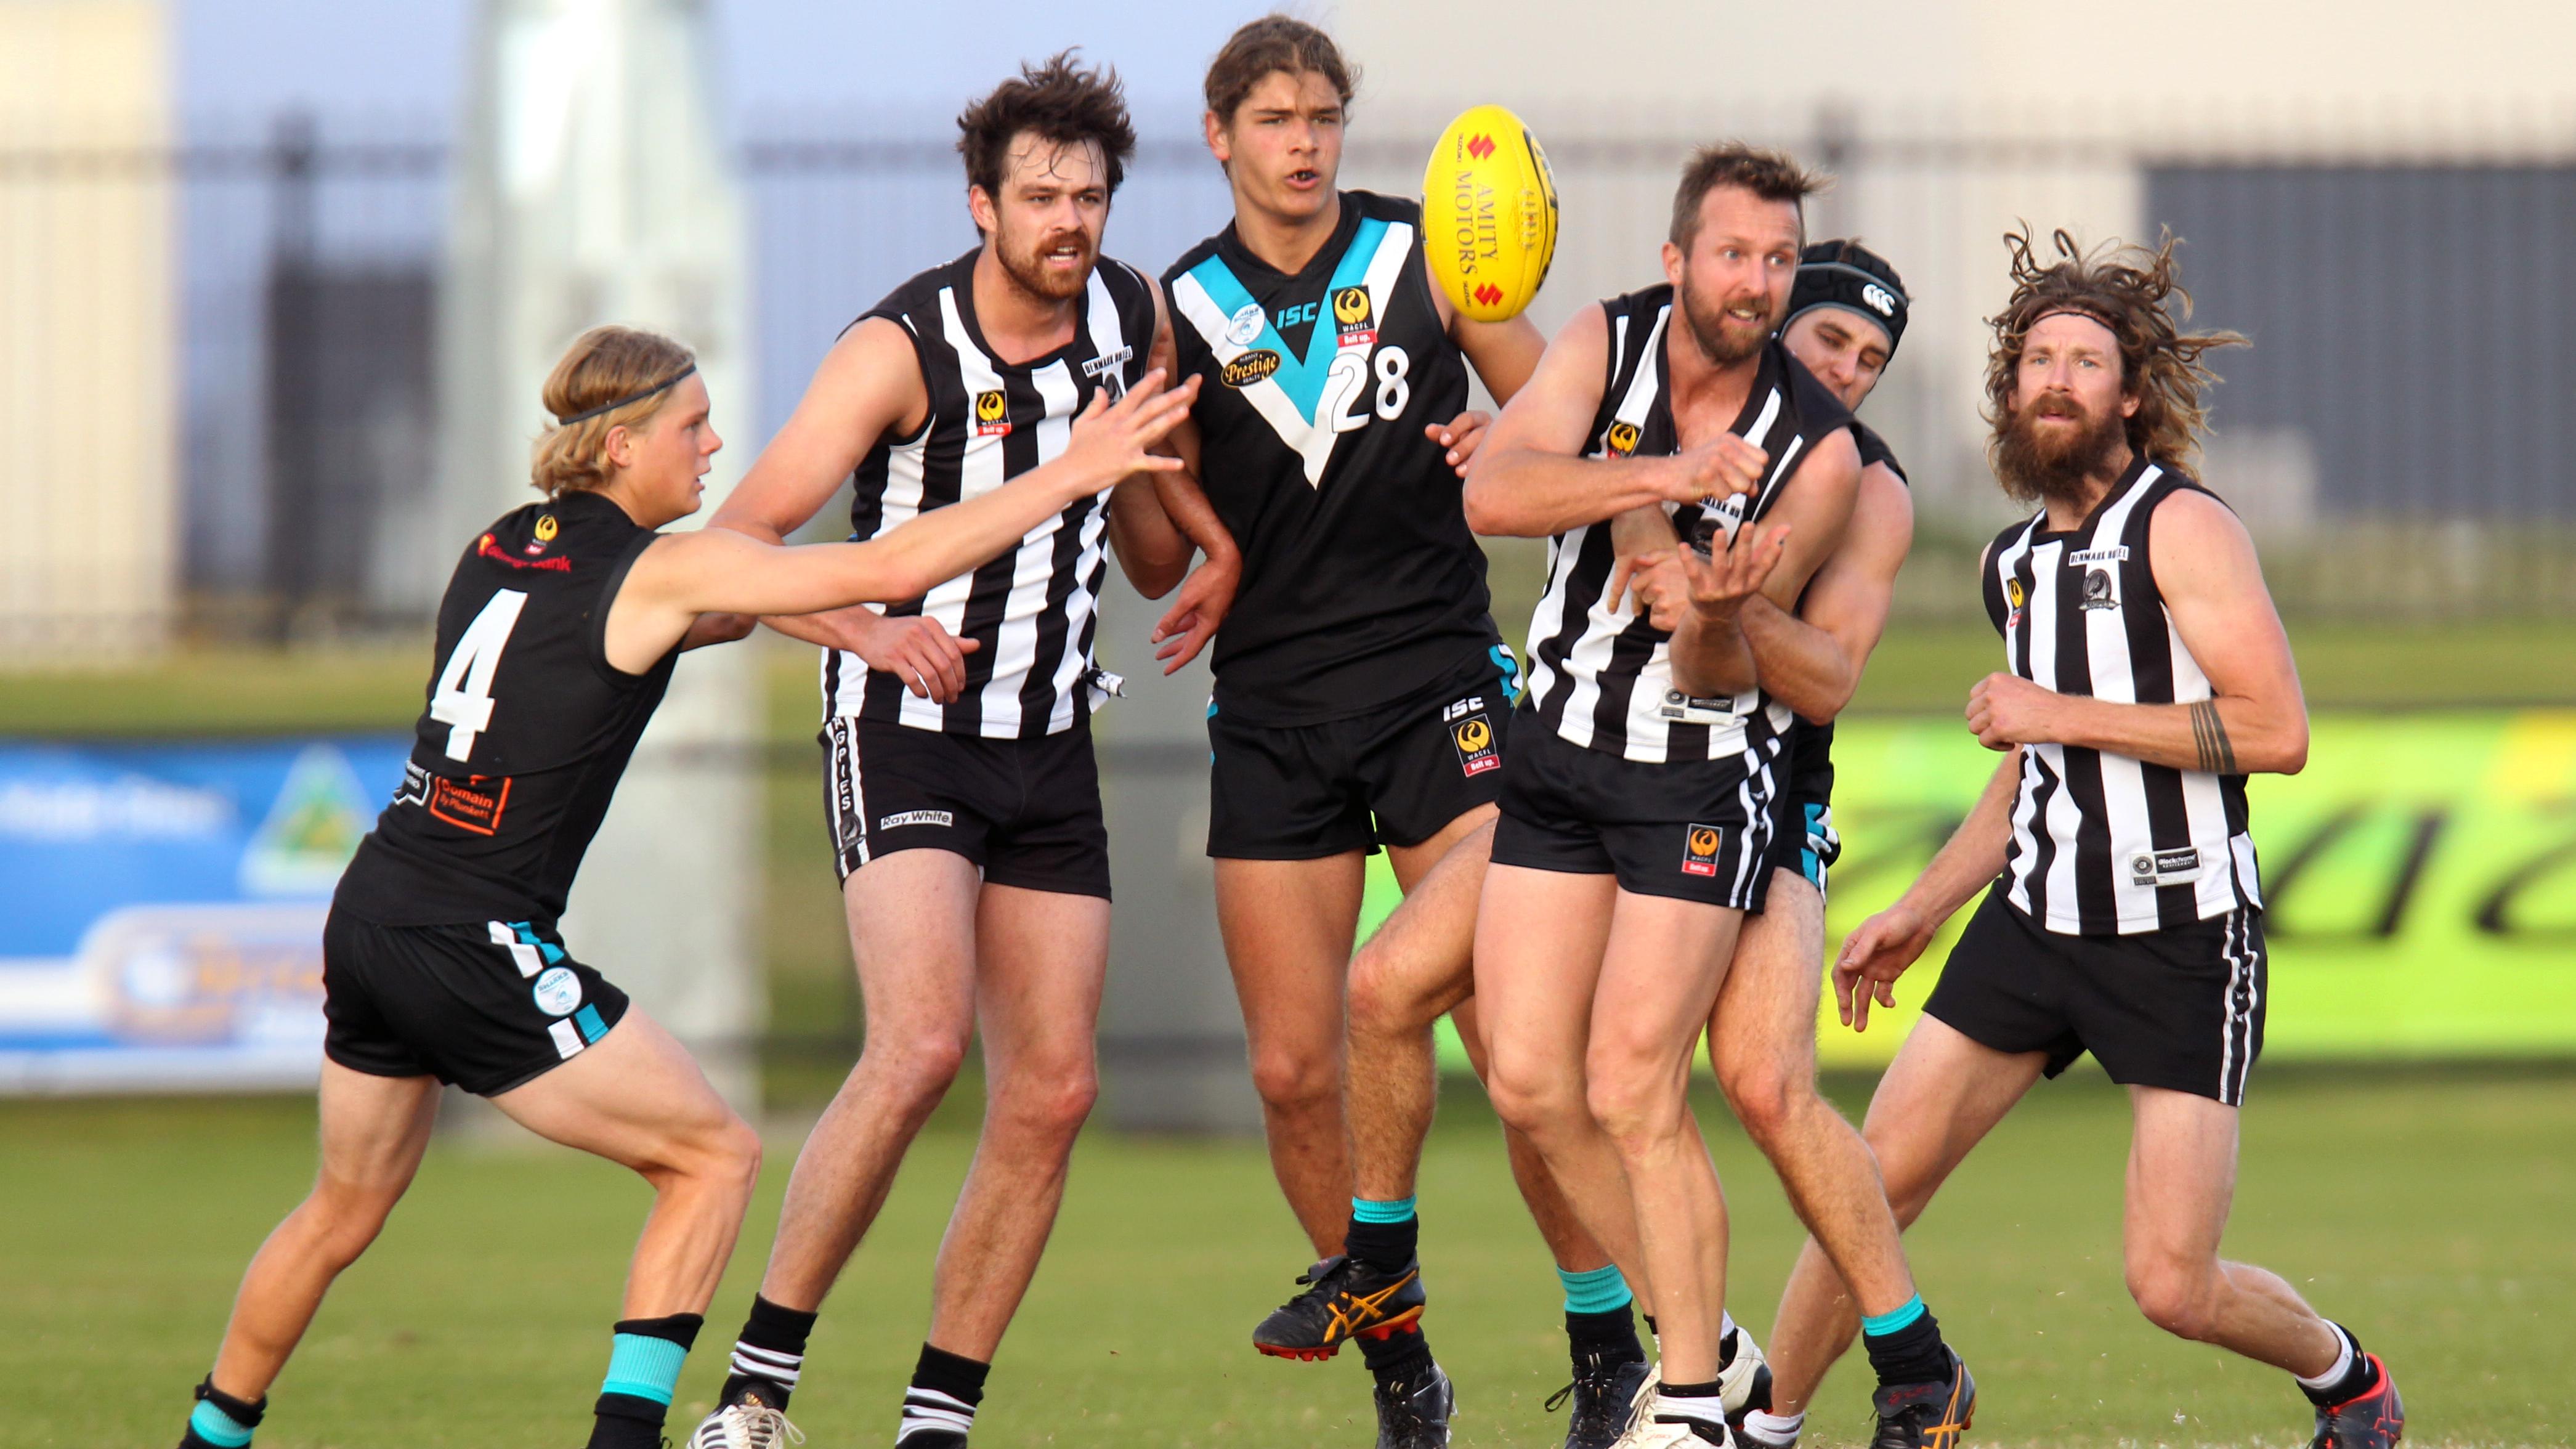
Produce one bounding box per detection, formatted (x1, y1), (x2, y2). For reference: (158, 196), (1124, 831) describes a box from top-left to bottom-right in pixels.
(1206, 651), (1518, 860)
(1489, 710), (1783, 910)
(822, 712), (1110, 898)
(1924, 887), (2268, 1106)
(322, 907), (630, 1097)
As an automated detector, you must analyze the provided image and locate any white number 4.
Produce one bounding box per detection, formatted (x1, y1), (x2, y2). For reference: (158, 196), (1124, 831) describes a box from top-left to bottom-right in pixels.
(429, 590), (527, 761)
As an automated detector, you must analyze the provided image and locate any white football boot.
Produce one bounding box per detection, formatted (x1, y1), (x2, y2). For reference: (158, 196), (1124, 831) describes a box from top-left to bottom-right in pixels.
(687, 1400), (804, 1449)
(1717, 1324), (1772, 1424)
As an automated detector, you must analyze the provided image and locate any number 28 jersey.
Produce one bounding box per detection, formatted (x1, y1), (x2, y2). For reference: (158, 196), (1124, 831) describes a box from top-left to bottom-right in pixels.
(1164, 191), (1498, 725)
(336, 490), (678, 927)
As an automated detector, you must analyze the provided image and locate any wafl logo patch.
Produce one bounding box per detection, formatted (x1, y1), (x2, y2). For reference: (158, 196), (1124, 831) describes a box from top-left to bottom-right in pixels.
(1605, 421), (1642, 456)
(2005, 576), (2027, 629)
(1332, 285), (1376, 349)
(1682, 824), (1723, 877)
(973, 388), (1011, 437)
(1449, 707), (1500, 777)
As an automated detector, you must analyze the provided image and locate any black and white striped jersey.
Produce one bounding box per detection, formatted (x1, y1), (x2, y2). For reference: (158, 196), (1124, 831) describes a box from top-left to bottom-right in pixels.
(1982, 457), (2262, 935)
(825, 250), (1156, 739)
(1520, 286), (1851, 764)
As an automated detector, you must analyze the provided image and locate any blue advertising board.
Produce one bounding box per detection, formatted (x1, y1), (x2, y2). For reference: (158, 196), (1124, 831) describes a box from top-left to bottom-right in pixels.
(0, 737), (409, 1092)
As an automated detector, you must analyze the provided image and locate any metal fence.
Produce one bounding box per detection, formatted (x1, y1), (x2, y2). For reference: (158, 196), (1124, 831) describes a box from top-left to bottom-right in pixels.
(4, 107), (2572, 649)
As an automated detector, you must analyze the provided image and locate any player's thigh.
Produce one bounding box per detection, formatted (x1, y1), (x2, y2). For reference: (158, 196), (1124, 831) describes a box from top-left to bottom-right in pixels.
(1590, 890), (1741, 1079)
(973, 882), (1111, 1074)
(1708, 869), (1826, 1086)
(843, 847), (985, 1052)
(1383, 803), (1496, 893)
(312, 1059), (443, 1198)
(2122, 1084), (2240, 1270)
(1472, 863), (1616, 1097)
(1861, 1015), (2047, 1215)
(1215, 853), (1367, 1053)
(1354, 815), (1494, 1032)
(489, 1006), (747, 1176)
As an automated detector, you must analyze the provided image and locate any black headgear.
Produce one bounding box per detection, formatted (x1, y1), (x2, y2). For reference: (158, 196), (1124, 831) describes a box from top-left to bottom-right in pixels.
(1786, 241), (1908, 355)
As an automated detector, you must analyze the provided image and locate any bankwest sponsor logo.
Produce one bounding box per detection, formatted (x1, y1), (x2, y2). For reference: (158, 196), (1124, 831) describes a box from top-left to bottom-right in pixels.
(478, 534), (572, 572)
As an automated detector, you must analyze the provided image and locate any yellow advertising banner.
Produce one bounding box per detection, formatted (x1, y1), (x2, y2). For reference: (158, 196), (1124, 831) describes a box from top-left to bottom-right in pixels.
(1401, 712), (2576, 1069)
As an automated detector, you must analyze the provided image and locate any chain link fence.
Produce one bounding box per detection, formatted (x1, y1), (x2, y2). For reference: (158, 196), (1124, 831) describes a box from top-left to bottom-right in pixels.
(4, 105), (2572, 652)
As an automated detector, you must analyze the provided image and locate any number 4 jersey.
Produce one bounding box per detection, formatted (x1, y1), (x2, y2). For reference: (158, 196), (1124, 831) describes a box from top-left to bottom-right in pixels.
(336, 490), (678, 926)
(1164, 190), (1501, 724)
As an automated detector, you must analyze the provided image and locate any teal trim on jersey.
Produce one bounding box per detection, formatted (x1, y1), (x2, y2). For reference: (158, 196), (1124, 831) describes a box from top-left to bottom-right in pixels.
(188, 1400), (256, 1448)
(1802, 803), (1828, 888)
(575, 1004), (607, 1043)
(601, 1331), (689, 1406)
(1861, 1294), (1926, 1337)
(1183, 215), (1394, 424)
(1351, 1195), (1417, 1225)
(506, 921), (566, 965)
(1558, 1264), (1635, 1315)
(1489, 643), (1525, 705)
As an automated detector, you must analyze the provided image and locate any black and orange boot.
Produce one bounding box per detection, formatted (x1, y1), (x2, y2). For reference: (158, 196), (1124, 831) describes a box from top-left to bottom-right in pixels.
(1868, 1349), (1974, 1449)
(1250, 1254), (1427, 1361)
(2308, 1354), (2403, 1448)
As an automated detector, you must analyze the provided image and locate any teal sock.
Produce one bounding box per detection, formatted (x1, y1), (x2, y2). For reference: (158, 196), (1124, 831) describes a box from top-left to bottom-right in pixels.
(185, 1379), (264, 1449)
(1557, 1264), (1634, 1316)
(1860, 1294), (1926, 1337)
(601, 1329), (691, 1405)
(591, 1313), (701, 1449)
(187, 1402), (256, 1449)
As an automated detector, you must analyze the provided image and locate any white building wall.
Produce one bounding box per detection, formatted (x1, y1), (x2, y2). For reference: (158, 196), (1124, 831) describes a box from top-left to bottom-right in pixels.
(0, 0), (175, 659)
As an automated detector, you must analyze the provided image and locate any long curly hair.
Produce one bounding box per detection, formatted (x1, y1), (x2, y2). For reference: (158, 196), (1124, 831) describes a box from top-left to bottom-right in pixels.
(1982, 227), (2244, 473)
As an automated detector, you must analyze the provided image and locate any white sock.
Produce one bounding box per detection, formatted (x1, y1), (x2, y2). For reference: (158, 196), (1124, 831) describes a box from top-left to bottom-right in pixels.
(1742, 1408), (1805, 1445)
(2293, 1323), (2357, 1391)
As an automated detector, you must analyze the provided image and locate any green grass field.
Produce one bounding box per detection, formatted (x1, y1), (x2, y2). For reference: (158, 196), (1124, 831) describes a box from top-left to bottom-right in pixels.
(11, 1069), (2572, 1448)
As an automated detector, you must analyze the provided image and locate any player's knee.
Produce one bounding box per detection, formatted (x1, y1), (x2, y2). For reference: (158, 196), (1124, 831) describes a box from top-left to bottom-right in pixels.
(1719, 1058), (1808, 1150)
(994, 1060), (1099, 1140)
(707, 1114), (764, 1199)
(1247, 1042), (1337, 1114)
(2125, 1257), (2222, 1342)
(1583, 1058), (1680, 1150)
(864, 1029), (971, 1106)
(302, 1180), (402, 1265)
(1485, 1057), (1579, 1141)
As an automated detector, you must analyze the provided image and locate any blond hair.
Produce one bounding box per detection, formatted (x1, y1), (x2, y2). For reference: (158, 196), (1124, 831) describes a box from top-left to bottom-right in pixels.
(530, 326), (697, 495)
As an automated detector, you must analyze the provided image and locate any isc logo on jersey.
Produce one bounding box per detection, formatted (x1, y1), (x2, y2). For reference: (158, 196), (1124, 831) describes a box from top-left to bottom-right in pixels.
(1682, 824), (1722, 877)
(1420, 103), (1560, 322)
(973, 388), (1011, 437)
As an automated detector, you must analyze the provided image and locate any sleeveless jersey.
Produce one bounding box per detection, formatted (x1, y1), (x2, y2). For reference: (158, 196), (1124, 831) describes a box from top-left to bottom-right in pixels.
(1164, 191), (1499, 724)
(1982, 456), (2261, 935)
(827, 250), (1157, 739)
(1783, 420), (1910, 805)
(336, 491), (678, 925)
(1522, 285), (1852, 764)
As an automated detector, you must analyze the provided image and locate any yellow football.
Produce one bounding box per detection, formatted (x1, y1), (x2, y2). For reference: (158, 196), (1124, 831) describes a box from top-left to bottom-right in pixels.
(1420, 104), (1560, 323)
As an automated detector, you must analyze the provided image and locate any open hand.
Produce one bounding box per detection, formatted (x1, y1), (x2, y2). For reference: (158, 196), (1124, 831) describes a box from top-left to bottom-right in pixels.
(1671, 521), (1790, 625)
(1833, 900), (1938, 1032)
(1061, 368), (1204, 494)
(1151, 550), (1239, 674)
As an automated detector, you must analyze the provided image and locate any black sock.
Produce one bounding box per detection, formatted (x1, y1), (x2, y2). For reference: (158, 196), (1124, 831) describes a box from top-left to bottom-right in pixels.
(2300, 1323), (2381, 1406)
(1642, 1312), (1658, 1339)
(899, 1343), (989, 1441)
(721, 1293), (819, 1410)
(1344, 1209), (1420, 1276)
(1719, 1325), (1739, 1371)
(182, 1378), (267, 1449)
(588, 1313), (700, 1449)
(1566, 1305), (1645, 1368)
(1861, 1305), (1950, 1389)
(1356, 1321), (1435, 1381)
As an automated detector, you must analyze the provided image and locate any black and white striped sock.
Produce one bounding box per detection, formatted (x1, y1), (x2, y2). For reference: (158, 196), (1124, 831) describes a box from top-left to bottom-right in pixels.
(720, 1294), (816, 1410)
(896, 1344), (988, 1445)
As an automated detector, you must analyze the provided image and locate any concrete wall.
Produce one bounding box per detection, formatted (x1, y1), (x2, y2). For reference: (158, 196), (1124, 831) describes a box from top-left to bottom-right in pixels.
(0, 0), (176, 658)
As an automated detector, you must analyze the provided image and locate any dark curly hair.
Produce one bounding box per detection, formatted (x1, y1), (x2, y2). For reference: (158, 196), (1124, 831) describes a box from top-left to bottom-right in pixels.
(1983, 226), (2245, 472)
(957, 51), (1135, 208)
